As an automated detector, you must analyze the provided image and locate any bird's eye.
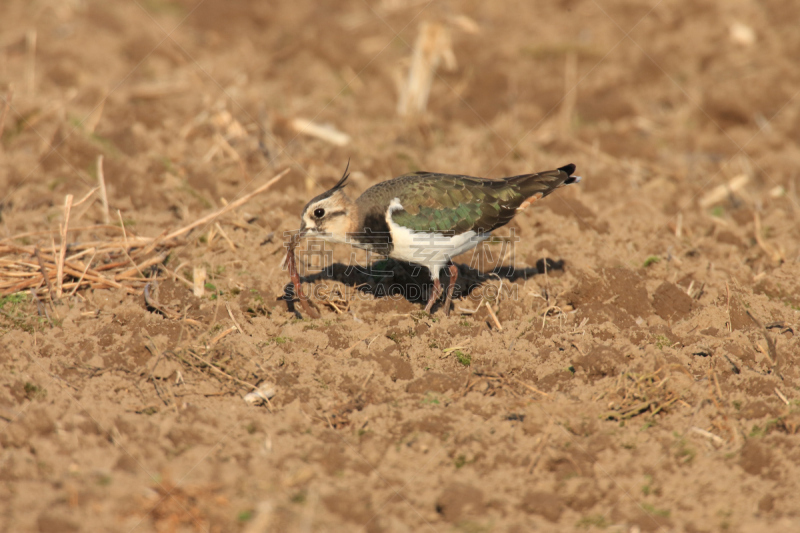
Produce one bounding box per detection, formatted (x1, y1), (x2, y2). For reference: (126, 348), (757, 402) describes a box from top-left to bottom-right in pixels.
(314, 208), (325, 218)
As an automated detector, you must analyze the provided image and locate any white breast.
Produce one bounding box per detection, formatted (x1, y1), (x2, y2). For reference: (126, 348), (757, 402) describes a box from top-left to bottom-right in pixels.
(385, 198), (489, 277)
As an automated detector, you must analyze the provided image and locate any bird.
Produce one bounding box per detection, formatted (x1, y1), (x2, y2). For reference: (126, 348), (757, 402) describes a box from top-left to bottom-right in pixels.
(296, 162), (581, 315)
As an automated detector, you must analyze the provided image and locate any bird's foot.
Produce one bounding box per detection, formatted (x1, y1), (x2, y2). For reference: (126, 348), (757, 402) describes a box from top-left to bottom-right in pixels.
(424, 278), (442, 314)
(443, 262), (458, 317)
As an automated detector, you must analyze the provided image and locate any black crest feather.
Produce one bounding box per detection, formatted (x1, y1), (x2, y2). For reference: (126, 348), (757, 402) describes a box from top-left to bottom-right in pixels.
(332, 159), (350, 190)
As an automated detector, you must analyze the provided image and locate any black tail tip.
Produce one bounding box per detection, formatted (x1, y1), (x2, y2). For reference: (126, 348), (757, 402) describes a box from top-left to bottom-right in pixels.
(558, 163), (576, 175)
(558, 163), (581, 185)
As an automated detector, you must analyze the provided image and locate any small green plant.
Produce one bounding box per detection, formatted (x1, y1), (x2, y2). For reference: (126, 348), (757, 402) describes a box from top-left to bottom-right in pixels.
(454, 350), (471, 367)
(576, 515), (609, 529)
(711, 206), (724, 217)
(641, 503), (670, 518)
(237, 510), (253, 522)
(274, 336), (291, 345)
(641, 419), (657, 431)
(454, 454), (468, 468)
(0, 293), (26, 310)
(643, 256), (661, 267)
(673, 437), (696, 464)
(290, 491), (307, 504)
(23, 382), (46, 401)
(641, 474), (653, 496)
(749, 419), (781, 438)
(654, 335), (670, 350)
(421, 393), (441, 405)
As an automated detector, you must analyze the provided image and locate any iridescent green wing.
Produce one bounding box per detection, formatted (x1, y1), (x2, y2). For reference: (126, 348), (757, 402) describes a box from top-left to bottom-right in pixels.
(390, 173), (523, 235)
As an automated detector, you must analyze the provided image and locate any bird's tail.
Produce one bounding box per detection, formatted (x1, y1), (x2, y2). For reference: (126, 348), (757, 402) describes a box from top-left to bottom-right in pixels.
(504, 164), (581, 211)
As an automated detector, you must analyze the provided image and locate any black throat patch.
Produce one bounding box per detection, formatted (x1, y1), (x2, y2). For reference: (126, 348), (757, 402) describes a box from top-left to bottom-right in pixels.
(350, 210), (394, 255)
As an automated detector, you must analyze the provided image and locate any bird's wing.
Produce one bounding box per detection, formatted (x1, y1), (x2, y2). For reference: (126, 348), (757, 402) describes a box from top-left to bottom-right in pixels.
(389, 172), (521, 235)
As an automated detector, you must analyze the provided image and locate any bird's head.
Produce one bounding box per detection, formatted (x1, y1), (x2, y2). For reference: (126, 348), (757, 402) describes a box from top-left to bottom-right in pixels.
(298, 163), (356, 244)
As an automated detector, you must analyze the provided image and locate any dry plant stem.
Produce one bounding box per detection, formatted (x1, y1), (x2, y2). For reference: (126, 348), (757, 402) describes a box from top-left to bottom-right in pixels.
(285, 238), (320, 319)
(68, 251), (96, 298)
(97, 155), (110, 224)
(184, 349), (257, 391)
(746, 309), (779, 374)
(0, 170), (290, 300)
(144, 283), (180, 320)
(225, 302), (244, 334)
(0, 88), (12, 142)
(560, 51), (577, 135)
(209, 326), (237, 345)
(73, 186), (99, 208)
(165, 168), (289, 241)
(215, 222), (237, 251)
(689, 426), (724, 446)
(775, 388), (790, 406)
(486, 302), (503, 331)
(290, 118), (351, 146)
(511, 378), (549, 397)
(753, 211), (783, 262)
(25, 30), (36, 94)
(116, 210), (145, 279)
(57, 195), (73, 298)
(528, 422), (553, 474)
(34, 248), (56, 300)
(134, 230), (167, 258)
(116, 252), (167, 281)
(0, 225), (122, 242)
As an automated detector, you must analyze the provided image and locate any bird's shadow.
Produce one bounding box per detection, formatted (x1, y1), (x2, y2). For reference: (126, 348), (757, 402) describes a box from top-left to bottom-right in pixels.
(281, 257), (564, 315)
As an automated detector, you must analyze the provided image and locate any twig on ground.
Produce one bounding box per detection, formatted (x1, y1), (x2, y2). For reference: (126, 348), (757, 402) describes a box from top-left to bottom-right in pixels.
(68, 250), (95, 298)
(689, 426), (724, 446)
(215, 222), (237, 251)
(486, 302), (503, 331)
(184, 348), (256, 391)
(34, 248), (55, 299)
(117, 210), (145, 279)
(0, 87), (12, 142)
(225, 302), (244, 335)
(290, 118), (351, 146)
(746, 309), (780, 375)
(775, 388), (790, 406)
(97, 155), (110, 224)
(165, 168), (289, 241)
(209, 326), (236, 346)
(57, 195), (73, 298)
(143, 282), (181, 320)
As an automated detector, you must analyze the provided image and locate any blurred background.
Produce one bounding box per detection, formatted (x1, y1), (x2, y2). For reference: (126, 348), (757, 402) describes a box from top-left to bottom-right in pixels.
(2, 0), (798, 234)
(1, 1), (800, 531)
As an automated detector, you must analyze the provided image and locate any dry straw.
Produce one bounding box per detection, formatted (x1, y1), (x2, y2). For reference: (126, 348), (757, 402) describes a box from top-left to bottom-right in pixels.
(0, 169), (290, 298)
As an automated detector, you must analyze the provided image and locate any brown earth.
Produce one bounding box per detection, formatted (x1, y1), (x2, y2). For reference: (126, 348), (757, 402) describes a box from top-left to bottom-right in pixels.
(1, 0), (800, 531)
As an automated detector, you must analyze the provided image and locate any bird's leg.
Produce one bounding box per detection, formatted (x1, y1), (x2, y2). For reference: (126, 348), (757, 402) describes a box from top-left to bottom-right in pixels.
(443, 262), (458, 316)
(424, 278), (442, 314)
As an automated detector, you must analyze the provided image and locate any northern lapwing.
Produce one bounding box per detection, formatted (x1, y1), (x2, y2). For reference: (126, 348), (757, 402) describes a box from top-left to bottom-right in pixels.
(296, 162), (581, 315)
